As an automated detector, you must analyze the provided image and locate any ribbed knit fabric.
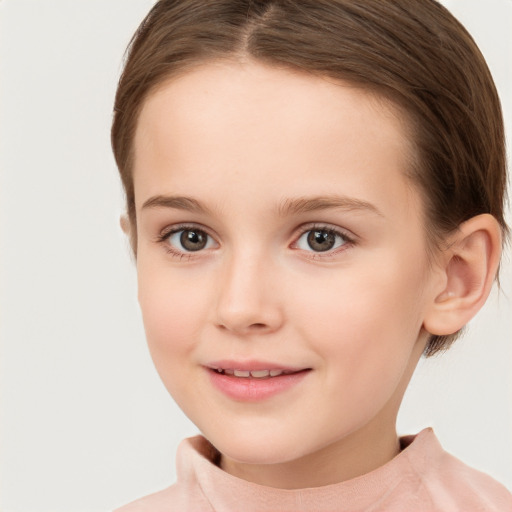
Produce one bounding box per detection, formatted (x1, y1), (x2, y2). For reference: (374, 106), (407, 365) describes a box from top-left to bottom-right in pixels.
(115, 428), (512, 511)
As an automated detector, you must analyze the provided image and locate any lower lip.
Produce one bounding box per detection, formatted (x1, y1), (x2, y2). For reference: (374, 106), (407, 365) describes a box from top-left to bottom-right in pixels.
(207, 369), (310, 402)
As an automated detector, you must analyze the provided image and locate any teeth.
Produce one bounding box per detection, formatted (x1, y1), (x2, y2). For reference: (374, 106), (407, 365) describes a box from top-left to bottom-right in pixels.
(233, 369), (251, 377)
(250, 370), (270, 378)
(215, 368), (289, 378)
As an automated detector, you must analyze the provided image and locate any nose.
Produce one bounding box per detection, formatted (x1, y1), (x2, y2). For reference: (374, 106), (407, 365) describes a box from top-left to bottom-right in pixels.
(214, 250), (284, 335)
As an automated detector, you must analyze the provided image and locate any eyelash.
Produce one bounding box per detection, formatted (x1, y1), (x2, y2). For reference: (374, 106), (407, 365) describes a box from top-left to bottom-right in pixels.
(156, 223), (215, 260)
(292, 224), (356, 259)
(155, 223), (356, 260)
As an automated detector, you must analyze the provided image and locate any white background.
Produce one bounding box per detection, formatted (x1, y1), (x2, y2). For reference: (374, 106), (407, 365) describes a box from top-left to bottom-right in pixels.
(0, 1), (510, 511)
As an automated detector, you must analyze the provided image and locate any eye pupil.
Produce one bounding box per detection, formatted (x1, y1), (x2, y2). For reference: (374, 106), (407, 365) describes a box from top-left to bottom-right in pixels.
(307, 230), (335, 252)
(180, 230), (207, 251)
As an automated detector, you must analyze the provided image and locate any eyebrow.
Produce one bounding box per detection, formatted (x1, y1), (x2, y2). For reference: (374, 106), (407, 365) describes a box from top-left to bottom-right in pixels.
(141, 195), (211, 215)
(140, 194), (383, 218)
(277, 195), (384, 218)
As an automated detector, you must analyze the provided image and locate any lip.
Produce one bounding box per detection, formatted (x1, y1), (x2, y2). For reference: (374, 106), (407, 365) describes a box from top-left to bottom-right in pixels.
(207, 359), (305, 372)
(205, 360), (311, 402)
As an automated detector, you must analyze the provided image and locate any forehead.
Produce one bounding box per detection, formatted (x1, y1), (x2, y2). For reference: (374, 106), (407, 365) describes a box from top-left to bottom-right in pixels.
(133, 60), (419, 220)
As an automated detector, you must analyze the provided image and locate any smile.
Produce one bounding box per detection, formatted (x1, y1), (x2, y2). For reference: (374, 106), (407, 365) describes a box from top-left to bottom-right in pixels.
(212, 368), (296, 378)
(206, 364), (311, 401)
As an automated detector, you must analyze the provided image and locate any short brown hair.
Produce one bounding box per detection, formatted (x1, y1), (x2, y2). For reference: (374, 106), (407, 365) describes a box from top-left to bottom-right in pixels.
(111, 0), (508, 356)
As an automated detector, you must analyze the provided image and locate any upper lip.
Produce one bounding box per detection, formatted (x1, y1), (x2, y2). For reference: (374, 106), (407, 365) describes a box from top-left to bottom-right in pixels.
(206, 360), (309, 372)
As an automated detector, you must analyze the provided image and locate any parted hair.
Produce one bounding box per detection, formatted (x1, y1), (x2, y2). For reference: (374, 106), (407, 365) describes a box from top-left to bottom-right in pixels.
(112, 0), (507, 356)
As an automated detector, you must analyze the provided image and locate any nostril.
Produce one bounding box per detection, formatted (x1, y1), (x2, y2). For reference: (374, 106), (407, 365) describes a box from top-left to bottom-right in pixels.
(216, 321), (272, 333)
(250, 323), (268, 329)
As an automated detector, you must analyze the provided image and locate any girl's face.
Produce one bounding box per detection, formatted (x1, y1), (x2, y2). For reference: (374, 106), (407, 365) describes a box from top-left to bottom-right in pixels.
(133, 61), (442, 486)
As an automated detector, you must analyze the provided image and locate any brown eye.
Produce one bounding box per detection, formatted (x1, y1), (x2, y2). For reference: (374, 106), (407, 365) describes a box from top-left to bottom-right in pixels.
(295, 227), (349, 253)
(179, 229), (208, 251)
(165, 228), (214, 253)
(307, 230), (336, 252)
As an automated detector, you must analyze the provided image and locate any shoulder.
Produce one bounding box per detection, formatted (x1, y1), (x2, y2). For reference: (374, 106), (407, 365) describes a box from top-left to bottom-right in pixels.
(113, 482), (211, 512)
(403, 429), (512, 511)
(426, 450), (512, 511)
(113, 436), (215, 512)
(113, 484), (180, 512)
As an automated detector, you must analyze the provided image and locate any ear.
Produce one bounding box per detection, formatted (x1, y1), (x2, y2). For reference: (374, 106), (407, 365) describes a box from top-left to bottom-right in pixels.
(423, 214), (502, 336)
(120, 214), (138, 258)
(120, 214), (130, 235)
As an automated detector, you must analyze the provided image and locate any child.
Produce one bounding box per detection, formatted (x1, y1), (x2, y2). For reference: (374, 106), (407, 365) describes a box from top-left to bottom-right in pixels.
(111, 0), (512, 510)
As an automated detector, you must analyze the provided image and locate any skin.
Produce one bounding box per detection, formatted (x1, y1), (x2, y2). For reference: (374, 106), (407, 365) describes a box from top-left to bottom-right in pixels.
(131, 59), (452, 489)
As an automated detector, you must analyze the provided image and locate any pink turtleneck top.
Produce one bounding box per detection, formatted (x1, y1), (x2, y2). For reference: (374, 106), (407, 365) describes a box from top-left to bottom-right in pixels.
(114, 428), (512, 511)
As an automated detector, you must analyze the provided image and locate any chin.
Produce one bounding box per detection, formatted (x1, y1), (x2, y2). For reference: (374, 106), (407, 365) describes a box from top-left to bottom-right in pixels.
(202, 425), (318, 466)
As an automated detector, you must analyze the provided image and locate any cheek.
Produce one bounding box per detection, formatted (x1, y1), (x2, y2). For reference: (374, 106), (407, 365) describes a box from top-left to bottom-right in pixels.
(137, 264), (207, 374)
(293, 252), (428, 379)
(291, 273), (425, 435)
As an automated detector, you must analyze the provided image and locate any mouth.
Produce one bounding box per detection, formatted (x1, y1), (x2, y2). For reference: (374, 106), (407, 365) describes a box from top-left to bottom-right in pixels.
(205, 362), (311, 401)
(210, 368), (307, 378)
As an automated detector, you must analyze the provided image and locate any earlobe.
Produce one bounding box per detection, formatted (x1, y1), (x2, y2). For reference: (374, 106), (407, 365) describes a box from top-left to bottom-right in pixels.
(423, 214), (502, 336)
(120, 214), (131, 235)
(120, 214), (138, 259)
